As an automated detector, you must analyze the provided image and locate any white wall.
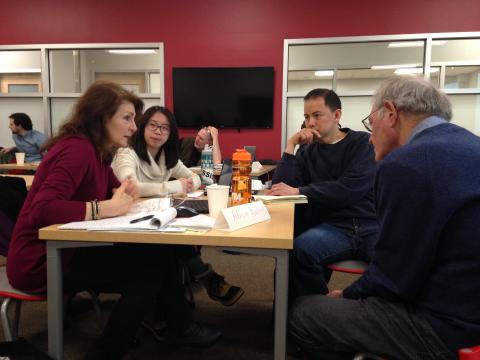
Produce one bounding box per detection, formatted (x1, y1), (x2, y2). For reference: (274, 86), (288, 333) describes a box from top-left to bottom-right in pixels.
(0, 51), (41, 71)
(289, 42), (424, 70)
(285, 94), (479, 146)
(450, 95), (480, 135)
(49, 50), (76, 92)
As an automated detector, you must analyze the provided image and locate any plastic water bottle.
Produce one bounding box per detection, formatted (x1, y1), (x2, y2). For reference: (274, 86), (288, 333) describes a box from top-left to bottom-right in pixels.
(201, 145), (214, 186)
(231, 148), (252, 206)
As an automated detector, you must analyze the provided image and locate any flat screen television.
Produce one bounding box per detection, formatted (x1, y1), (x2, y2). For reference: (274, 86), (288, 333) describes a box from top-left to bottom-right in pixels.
(172, 67), (274, 129)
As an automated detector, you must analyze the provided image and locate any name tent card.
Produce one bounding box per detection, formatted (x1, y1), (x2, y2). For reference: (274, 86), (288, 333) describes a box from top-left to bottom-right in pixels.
(214, 201), (271, 231)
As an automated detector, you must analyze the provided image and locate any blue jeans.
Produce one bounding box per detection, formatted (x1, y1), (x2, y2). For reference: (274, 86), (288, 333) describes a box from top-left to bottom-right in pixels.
(290, 220), (378, 298)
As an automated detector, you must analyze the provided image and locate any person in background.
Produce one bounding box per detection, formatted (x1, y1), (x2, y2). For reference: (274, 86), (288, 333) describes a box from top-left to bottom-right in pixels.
(269, 88), (378, 300)
(289, 76), (480, 360)
(179, 126), (222, 167)
(0, 113), (48, 163)
(112, 106), (244, 307)
(7, 82), (221, 360)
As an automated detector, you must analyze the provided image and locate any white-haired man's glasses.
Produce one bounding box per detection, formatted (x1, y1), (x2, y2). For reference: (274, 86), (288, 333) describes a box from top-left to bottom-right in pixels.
(361, 107), (383, 133)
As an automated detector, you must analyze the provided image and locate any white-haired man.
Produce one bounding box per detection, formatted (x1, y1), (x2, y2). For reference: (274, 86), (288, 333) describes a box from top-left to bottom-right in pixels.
(289, 76), (480, 360)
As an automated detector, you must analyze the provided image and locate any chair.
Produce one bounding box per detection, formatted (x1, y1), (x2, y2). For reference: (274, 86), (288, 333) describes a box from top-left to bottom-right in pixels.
(0, 266), (46, 341)
(0, 265), (103, 341)
(459, 346), (480, 360)
(327, 259), (368, 275)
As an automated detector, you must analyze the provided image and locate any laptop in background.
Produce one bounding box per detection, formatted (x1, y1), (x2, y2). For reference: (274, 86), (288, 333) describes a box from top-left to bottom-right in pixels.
(218, 159), (233, 186)
(172, 159), (234, 213)
(244, 146), (256, 162)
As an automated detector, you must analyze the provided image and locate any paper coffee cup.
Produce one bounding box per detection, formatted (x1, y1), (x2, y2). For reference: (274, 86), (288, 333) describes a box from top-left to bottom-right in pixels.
(15, 152), (25, 165)
(206, 184), (230, 218)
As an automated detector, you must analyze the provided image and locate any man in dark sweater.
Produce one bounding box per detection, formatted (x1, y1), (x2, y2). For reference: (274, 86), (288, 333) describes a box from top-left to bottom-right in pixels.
(269, 88), (378, 298)
(289, 76), (480, 359)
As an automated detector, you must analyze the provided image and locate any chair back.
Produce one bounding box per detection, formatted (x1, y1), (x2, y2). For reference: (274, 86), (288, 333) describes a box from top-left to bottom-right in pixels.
(459, 345), (480, 360)
(0, 176), (28, 256)
(328, 260), (368, 275)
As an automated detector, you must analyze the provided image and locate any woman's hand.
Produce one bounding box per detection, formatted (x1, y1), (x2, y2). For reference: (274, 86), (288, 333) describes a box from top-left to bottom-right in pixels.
(178, 178), (194, 193)
(96, 180), (136, 219)
(122, 178), (139, 199)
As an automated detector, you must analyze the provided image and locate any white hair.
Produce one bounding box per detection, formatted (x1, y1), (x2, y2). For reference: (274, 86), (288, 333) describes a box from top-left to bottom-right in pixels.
(373, 75), (452, 121)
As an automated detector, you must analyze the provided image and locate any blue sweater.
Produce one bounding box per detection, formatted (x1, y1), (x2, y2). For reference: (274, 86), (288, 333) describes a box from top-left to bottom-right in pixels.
(343, 122), (480, 351)
(273, 129), (377, 231)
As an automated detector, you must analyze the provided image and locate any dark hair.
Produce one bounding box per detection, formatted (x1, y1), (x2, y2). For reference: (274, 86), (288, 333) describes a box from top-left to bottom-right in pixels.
(43, 81), (143, 162)
(131, 106), (180, 170)
(9, 113), (33, 131)
(304, 88), (342, 112)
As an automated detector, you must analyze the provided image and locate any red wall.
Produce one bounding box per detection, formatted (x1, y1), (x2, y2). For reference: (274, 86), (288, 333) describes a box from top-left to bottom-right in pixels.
(1, 0), (479, 160)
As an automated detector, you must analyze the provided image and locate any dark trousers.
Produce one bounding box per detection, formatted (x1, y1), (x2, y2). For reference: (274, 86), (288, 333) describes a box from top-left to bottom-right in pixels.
(289, 295), (455, 360)
(65, 243), (193, 359)
(175, 245), (212, 278)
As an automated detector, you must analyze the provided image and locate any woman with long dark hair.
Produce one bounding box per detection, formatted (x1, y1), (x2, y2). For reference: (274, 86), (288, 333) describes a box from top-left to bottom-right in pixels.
(113, 106), (200, 196)
(112, 106), (244, 306)
(7, 82), (220, 359)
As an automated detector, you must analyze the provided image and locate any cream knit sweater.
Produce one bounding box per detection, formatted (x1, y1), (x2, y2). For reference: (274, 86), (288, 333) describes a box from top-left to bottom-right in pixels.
(112, 147), (201, 197)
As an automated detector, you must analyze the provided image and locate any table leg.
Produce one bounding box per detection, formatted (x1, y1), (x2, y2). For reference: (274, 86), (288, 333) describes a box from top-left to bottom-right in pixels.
(274, 250), (289, 360)
(47, 241), (64, 360)
(224, 247), (289, 360)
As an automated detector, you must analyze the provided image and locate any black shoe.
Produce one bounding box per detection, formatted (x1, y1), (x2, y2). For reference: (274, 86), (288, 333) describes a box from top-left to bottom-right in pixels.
(206, 272), (245, 306)
(168, 323), (222, 348)
(141, 320), (168, 342)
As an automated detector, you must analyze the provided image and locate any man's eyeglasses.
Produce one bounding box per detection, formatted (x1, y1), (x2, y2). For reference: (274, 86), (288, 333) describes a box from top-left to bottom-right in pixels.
(361, 107), (382, 133)
(147, 122), (170, 133)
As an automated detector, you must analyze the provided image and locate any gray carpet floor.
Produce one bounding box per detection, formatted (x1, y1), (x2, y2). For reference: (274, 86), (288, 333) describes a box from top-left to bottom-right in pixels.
(0, 248), (359, 359)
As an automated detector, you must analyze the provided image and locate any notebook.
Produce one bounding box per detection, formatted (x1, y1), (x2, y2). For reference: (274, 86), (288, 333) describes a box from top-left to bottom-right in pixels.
(59, 208), (178, 231)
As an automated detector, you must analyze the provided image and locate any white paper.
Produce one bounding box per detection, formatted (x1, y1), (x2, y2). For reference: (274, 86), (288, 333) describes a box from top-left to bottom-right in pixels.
(59, 208), (178, 231)
(170, 214), (216, 231)
(252, 194), (308, 204)
(252, 179), (263, 191)
(128, 198), (171, 214)
(187, 190), (204, 198)
(251, 161), (263, 173)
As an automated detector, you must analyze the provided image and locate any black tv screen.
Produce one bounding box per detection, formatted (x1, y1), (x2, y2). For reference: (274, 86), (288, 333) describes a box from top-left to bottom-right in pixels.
(173, 67), (274, 129)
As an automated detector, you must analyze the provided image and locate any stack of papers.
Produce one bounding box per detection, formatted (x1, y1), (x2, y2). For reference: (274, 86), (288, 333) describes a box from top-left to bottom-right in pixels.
(170, 214), (215, 231)
(59, 207), (215, 232)
(252, 194), (308, 204)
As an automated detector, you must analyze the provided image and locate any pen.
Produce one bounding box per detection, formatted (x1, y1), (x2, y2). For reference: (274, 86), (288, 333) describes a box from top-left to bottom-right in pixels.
(129, 214), (154, 224)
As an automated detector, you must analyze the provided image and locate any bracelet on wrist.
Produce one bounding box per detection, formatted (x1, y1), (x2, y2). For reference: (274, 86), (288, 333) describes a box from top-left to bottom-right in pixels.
(90, 199), (100, 220)
(94, 200), (101, 220)
(90, 200), (95, 220)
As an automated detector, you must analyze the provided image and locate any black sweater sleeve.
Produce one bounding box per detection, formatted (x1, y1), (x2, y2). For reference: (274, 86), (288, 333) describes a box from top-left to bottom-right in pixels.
(272, 151), (304, 186)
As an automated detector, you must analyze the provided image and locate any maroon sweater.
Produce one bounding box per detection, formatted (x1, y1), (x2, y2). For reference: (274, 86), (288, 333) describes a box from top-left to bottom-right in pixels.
(7, 135), (120, 293)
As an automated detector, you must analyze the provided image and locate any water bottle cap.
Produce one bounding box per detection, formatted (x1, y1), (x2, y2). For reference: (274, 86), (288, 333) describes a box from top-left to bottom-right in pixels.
(232, 148), (251, 161)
